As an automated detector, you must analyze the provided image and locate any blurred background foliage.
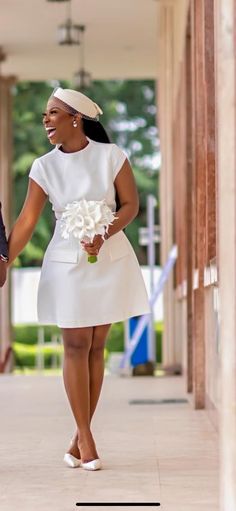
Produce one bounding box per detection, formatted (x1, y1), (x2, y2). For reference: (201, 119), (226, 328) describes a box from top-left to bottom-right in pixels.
(12, 79), (160, 267)
(13, 321), (163, 370)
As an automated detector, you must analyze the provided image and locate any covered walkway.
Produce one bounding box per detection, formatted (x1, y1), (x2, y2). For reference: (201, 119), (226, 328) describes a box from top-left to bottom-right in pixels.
(1, 0), (234, 508)
(0, 374), (218, 510)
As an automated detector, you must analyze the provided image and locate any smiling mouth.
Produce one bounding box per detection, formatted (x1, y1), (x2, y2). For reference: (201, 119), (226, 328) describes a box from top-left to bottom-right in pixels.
(45, 127), (56, 139)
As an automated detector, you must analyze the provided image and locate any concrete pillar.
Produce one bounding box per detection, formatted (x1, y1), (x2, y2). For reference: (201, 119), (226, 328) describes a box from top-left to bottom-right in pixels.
(185, 14), (194, 393)
(215, 0), (236, 508)
(0, 76), (14, 372)
(172, 57), (188, 372)
(158, 2), (176, 368)
(191, 0), (207, 409)
(204, 0), (216, 265)
(188, 0), (216, 409)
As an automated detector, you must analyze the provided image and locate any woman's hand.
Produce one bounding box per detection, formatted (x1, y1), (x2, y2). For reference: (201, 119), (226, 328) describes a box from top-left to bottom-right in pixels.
(81, 234), (104, 256)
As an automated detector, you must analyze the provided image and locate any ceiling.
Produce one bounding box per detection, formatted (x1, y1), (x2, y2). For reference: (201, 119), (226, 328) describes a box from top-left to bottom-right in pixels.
(0, 0), (159, 82)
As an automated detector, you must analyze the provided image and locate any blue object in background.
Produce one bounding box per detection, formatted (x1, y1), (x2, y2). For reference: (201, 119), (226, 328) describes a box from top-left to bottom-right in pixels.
(129, 316), (149, 366)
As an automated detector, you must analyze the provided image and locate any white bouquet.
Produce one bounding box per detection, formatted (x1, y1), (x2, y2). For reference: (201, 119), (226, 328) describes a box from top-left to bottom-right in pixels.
(60, 199), (117, 263)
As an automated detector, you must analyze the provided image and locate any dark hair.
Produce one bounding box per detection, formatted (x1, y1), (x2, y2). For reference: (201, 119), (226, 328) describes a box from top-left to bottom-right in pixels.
(82, 119), (121, 212)
(82, 118), (110, 143)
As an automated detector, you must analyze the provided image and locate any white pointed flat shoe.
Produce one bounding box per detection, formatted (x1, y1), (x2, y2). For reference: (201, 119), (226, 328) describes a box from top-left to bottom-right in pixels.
(63, 453), (81, 468)
(81, 458), (102, 471)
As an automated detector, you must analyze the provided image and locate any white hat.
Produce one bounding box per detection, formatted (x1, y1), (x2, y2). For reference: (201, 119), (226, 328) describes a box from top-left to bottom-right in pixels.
(52, 87), (103, 121)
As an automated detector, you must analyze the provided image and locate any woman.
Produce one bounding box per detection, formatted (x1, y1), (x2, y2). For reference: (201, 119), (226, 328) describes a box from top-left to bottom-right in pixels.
(8, 87), (150, 471)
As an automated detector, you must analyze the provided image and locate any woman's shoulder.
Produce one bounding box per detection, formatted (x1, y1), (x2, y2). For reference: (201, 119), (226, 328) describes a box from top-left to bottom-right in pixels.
(29, 149), (57, 189)
(89, 139), (126, 157)
(89, 138), (112, 150)
(35, 148), (57, 166)
(89, 140), (128, 179)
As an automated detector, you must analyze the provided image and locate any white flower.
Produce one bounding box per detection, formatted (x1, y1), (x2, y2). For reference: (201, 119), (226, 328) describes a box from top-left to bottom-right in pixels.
(60, 199), (117, 243)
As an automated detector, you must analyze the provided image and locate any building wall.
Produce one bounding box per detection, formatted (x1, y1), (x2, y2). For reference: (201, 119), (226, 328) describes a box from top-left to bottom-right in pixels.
(158, 0), (236, 507)
(215, 0), (236, 507)
(157, 0), (219, 410)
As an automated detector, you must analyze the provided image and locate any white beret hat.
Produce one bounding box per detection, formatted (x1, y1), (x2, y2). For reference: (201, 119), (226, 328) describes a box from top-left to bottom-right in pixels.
(52, 87), (103, 121)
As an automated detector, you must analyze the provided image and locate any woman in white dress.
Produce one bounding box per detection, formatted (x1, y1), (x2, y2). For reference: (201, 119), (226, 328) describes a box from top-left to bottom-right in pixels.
(8, 88), (150, 471)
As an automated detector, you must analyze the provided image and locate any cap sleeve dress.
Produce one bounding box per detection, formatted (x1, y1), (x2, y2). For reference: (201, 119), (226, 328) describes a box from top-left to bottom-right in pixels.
(29, 138), (150, 328)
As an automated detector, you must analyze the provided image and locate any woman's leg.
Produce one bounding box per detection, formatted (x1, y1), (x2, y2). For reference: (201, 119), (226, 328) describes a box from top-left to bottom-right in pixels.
(62, 326), (98, 462)
(69, 324), (111, 456)
(89, 323), (111, 418)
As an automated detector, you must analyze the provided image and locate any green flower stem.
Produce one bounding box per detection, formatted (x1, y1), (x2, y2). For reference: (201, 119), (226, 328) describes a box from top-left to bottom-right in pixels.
(88, 255), (97, 263)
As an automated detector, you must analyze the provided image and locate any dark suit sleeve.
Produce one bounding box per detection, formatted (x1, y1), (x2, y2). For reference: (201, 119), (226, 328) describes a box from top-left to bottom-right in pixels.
(0, 203), (9, 259)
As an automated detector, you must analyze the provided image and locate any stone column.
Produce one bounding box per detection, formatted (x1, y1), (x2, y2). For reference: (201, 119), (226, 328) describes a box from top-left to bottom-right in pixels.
(157, 2), (176, 368)
(215, 0), (236, 508)
(0, 76), (14, 372)
(191, 0), (207, 409)
(185, 13), (194, 393)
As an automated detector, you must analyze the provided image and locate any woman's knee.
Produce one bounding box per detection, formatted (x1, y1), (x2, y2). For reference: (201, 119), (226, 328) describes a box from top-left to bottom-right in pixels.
(90, 340), (105, 357)
(62, 328), (93, 356)
(90, 324), (111, 355)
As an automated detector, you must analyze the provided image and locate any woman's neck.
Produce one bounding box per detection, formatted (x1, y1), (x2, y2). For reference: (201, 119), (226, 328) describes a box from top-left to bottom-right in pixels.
(59, 134), (89, 153)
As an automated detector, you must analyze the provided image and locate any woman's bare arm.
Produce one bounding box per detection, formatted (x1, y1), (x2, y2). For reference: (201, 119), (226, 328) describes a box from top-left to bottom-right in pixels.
(107, 158), (139, 236)
(8, 179), (47, 265)
(83, 159), (139, 256)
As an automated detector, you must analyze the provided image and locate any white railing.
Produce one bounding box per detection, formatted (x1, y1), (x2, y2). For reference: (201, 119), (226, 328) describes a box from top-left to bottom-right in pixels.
(120, 245), (178, 369)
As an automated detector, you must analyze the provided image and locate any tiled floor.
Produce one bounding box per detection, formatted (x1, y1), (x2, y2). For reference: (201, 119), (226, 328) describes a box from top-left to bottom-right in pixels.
(0, 373), (219, 511)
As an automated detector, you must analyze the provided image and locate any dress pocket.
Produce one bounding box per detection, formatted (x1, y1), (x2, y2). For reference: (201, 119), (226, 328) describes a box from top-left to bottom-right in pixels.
(108, 232), (130, 261)
(48, 249), (78, 263)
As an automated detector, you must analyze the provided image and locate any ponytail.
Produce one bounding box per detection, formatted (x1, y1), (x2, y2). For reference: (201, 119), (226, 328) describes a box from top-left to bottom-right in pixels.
(82, 118), (110, 143)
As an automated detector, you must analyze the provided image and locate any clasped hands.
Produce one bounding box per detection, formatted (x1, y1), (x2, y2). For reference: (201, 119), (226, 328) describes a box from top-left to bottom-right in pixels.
(81, 234), (105, 257)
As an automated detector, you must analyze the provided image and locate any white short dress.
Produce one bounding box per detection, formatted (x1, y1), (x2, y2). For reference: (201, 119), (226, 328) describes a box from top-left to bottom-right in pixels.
(29, 137), (150, 328)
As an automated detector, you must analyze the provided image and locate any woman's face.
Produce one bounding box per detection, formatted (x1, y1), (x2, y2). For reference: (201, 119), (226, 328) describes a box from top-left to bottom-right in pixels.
(42, 97), (79, 145)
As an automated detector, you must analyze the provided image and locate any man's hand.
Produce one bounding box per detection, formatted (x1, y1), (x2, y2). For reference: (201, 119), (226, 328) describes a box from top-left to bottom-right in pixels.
(0, 260), (7, 287)
(81, 234), (105, 257)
